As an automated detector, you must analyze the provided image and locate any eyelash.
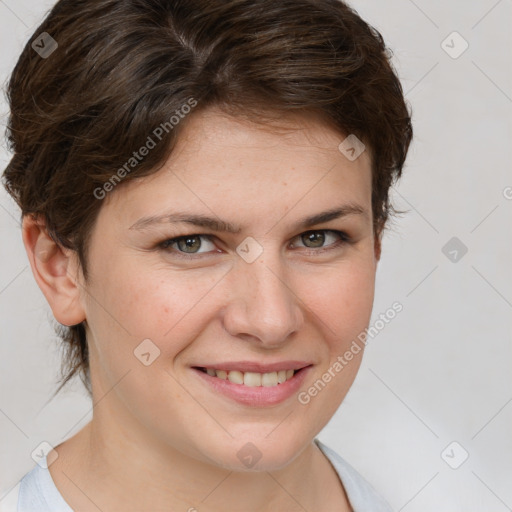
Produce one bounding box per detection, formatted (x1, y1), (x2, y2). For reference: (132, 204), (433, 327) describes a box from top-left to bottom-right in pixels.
(157, 230), (352, 260)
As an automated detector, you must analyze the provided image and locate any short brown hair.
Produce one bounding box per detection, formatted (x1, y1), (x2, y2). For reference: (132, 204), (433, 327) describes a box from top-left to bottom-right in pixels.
(2, 0), (413, 395)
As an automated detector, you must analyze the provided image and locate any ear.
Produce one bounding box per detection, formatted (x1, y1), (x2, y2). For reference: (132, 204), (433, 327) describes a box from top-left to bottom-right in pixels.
(22, 215), (86, 326)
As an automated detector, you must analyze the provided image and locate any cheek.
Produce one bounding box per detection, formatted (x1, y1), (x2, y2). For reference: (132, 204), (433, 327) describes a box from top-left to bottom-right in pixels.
(293, 260), (375, 429)
(87, 255), (228, 356)
(300, 257), (376, 349)
(85, 237), (375, 369)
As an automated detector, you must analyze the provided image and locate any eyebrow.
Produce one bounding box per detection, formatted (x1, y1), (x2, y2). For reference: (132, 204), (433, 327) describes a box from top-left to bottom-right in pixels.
(129, 203), (368, 233)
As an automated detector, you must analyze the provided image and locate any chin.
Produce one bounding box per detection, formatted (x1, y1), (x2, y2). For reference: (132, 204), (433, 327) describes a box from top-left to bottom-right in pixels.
(197, 434), (309, 473)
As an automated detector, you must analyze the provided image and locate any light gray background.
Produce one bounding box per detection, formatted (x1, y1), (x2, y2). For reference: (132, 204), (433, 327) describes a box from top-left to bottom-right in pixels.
(0, 1), (511, 510)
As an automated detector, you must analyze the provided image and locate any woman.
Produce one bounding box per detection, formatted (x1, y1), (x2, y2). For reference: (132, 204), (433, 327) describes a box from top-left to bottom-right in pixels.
(2, 0), (412, 510)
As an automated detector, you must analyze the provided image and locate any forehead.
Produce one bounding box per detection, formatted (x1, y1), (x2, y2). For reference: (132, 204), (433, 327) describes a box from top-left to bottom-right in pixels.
(100, 108), (373, 229)
(174, 107), (362, 158)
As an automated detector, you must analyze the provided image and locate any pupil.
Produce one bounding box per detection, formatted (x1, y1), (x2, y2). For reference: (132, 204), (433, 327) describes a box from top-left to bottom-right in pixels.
(303, 231), (324, 248)
(179, 236), (200, 253)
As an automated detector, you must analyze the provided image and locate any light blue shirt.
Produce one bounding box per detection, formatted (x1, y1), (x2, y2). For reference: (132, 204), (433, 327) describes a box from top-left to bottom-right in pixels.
(2, 439), (393, 511)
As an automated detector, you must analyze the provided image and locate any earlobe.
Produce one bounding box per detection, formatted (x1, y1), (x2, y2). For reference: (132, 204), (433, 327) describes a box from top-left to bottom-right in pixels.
(22, 215), (86, 326)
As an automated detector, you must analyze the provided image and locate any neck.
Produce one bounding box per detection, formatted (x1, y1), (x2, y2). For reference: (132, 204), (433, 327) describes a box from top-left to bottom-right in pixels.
(50, 416), (348, 512)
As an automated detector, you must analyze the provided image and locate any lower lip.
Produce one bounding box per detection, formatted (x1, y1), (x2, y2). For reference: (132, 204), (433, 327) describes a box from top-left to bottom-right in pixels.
(192, 366), (312, 406)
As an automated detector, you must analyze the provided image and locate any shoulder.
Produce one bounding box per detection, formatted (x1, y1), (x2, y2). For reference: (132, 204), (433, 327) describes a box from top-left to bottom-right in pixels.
(0, 459), (72, 512)
(315, 438), (394, 512)
(0, 482), (20, 512)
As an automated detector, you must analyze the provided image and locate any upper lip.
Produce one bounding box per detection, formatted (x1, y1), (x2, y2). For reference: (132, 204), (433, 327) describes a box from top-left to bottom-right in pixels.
(193, 361), (313, 373)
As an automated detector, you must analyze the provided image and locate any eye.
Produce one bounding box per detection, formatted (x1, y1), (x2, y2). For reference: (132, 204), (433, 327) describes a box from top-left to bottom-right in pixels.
(157, 229), (351, 260)
(291, 230), (351, 251)
(159, 235), (218, 256)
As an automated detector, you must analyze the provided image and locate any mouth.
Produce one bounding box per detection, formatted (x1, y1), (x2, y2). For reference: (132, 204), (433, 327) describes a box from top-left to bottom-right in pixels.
(194, 367), (299, 387)
(191, 362), (313, 406)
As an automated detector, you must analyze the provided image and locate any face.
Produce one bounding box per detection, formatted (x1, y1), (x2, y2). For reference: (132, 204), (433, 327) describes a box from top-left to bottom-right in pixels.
(79, 107), (379, 471)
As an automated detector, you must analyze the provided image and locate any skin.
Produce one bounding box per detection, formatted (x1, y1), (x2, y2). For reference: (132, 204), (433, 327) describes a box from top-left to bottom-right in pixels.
(23, 107), (381, 512)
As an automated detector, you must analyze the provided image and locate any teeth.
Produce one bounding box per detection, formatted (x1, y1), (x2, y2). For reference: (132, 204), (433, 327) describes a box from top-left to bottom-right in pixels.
(244, 372), (262, 387)
(203, 368), (297, 386)
(261, 372), (278, 387)
(228, 370), (244, 384)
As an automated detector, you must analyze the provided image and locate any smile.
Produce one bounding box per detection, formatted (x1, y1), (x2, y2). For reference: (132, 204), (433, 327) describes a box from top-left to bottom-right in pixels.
(192, 363), (312, 406)
(197, 367), (296, 387)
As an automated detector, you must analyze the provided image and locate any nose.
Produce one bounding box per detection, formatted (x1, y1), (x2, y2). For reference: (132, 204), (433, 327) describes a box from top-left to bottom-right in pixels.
(222, 256), (304, 348)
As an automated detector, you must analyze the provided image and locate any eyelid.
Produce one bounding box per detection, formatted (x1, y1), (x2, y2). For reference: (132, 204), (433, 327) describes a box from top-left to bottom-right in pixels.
(157, 229), (351, 259)
(289, 230), (352, 255)
(159, 234), (218, 257)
